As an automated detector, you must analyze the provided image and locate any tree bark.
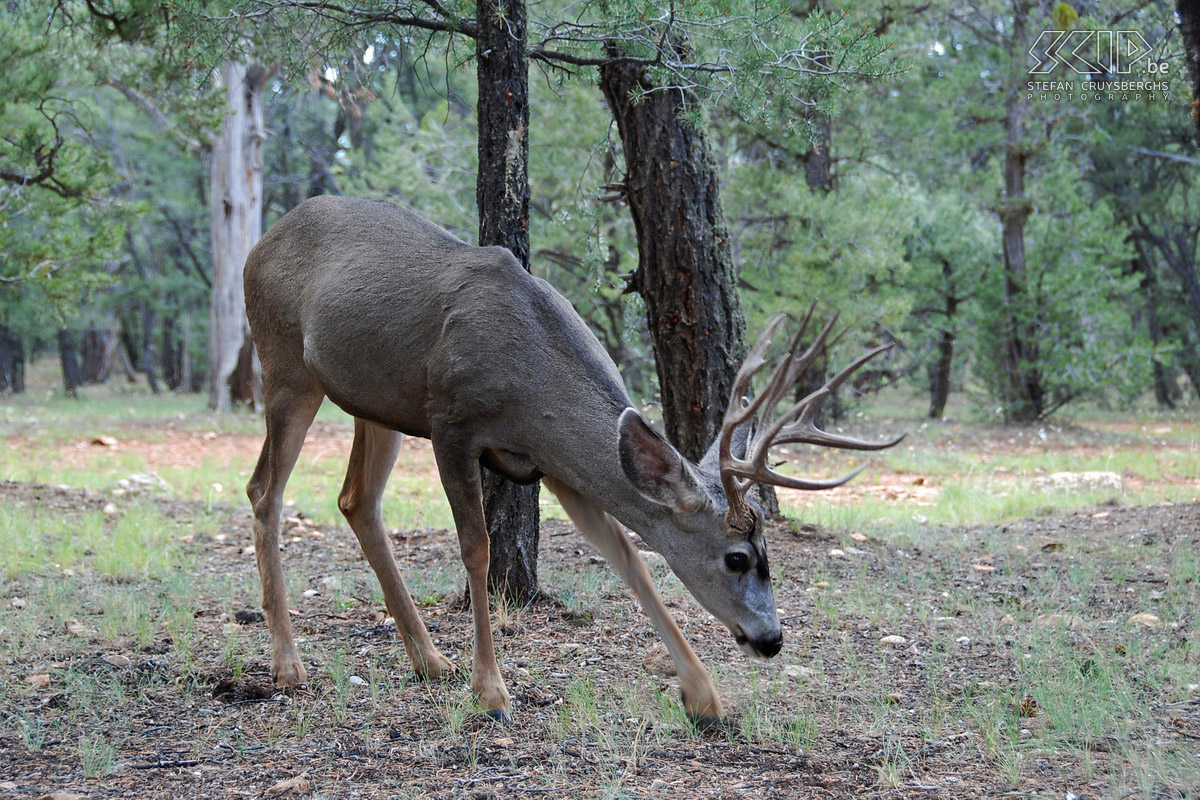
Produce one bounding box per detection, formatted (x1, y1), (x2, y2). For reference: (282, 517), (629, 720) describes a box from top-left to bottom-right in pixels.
(996, 0), (1043, 423)
(209, 61), (268, 412)
(475, 0), (540, 604)
(1130, 240), (1177, 408)
(0, 326), (24, 393)
(928, 260), (958, 419)
(599, 45), (747, 464)
(1178, 0), (1200, 152)
(58, 329), (81, 398)
(81, 322), (120, 384)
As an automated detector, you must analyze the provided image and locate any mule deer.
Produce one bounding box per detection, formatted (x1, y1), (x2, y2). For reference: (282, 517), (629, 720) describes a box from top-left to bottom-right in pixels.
(244, 196), (900, 722)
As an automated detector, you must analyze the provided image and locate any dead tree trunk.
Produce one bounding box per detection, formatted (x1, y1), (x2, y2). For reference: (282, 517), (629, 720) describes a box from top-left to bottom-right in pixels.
(475, 0), (540, 603)
(209, 61), (268, 412)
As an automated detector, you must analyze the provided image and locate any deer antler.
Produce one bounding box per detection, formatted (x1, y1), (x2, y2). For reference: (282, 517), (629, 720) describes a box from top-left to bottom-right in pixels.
(719, 308), (905, 531)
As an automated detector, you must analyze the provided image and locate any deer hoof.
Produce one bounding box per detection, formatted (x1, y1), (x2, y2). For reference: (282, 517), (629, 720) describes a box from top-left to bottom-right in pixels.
(680, 687), (725, 728)
(412, 652), (455, 682)
(272, 658), (308, 689)
(484, 708), (512, 723)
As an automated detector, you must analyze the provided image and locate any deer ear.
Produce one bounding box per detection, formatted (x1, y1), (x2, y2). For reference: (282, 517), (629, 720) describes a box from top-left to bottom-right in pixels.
(617, 409), (707, 514)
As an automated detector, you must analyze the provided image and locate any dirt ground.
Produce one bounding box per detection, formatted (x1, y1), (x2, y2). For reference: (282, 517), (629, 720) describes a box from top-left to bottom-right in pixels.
(0, 417), (1195, 796)
(1, 423), (1198, 799)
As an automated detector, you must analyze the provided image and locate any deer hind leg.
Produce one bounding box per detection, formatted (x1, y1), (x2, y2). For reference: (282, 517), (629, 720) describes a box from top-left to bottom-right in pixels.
(247, 383), (324, 687)
(430, 432), (511, 720)
(338, 418), (453, 679)
(543, 476), (724, 725)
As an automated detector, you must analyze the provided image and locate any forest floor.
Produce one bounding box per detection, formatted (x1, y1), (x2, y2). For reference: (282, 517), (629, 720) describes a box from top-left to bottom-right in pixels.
(0, 391), (1198, 799)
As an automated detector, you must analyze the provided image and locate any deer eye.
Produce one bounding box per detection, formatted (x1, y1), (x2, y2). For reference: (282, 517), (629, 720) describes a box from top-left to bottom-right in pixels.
(724, 552), (750, 574)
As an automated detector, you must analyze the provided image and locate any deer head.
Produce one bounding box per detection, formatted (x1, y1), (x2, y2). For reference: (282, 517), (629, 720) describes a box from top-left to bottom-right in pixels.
(618, 307), (904, 659)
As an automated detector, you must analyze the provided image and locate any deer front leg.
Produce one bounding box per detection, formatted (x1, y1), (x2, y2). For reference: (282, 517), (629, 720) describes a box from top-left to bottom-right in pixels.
(543, 477), (724, 725)
(246, 386), (324, 688)
(431, 433), (512, 721)
(338, 418), (453, 680)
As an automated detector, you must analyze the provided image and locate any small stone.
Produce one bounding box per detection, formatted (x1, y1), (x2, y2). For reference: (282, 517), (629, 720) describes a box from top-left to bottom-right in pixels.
(211, 482), (223, 494)
(302, 589), (319, 598)
(234, 609), (265, 625)
(828, 548), (847, 558)
(265, 775), (311, 797)
(650, 779), (669, 791)
(1127, 612), (1161, 629)
(26, 673), (51, 688)
(784, 665), (815, 682)
(64, 619), (92, 637)
(955, 636), (971, 646)
(972, 563), (995, 572)
(885, 692), (903, 704)
(879, 635), (907, 647)
(10, 597), (26, 609)
(103, 654), (131, 668)
(850, 532), (868, 542)
(349, 675), (367, 686)
(102, 502), (117, 515)
(91, 435), (118, 447)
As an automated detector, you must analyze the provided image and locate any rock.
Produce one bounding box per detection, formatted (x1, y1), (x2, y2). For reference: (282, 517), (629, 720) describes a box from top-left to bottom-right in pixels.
(784, 665), (816, 682)
(1127, 612), (1161, 629)
(91, 435), (118, 447)
(879, 635), (907, 647)
(1031, 471), (1122, 492)
(64, 619), (93, 637)
(828, 548), (847, 558)
(955, 636), (971, 646)
(349, 675), (367, 686)
(850, 532), (868, 542)
(265, 775), (311, 797)
(10, 597), (26, 609)
(102, 654), (131, 668)
(102, 503), (117, 516)
(234, 609), (265, 625)
(26, 673), (51, 688)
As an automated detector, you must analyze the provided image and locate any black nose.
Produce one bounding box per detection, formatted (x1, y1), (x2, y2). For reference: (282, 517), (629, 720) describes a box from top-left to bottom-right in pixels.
(757, 632), (783, 658)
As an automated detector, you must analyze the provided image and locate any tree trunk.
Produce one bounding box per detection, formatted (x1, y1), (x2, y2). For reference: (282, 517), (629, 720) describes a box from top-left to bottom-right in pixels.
(996, 1), (1043, 423)
(475, 0), (540, 604)
(1131, 240), (1177, 408)
(180, 311), (196, 392)
(58, 329), (81, 398)
(142, 301), (160, 394)
(209, 61), (268, 412)
(80, 322), (120, 384)
(1178, 0), (1200, 152)
(928, 259), (958, 419)
(599, 45), (747, 464)
(0, 326), (24, 393)
(162, 314), (179, 390)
